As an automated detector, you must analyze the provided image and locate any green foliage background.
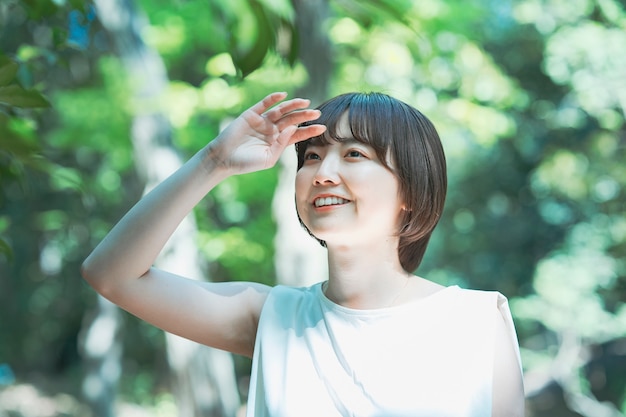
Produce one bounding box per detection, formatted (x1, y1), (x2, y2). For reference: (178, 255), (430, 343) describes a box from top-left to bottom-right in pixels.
(1, 0), (625, 415)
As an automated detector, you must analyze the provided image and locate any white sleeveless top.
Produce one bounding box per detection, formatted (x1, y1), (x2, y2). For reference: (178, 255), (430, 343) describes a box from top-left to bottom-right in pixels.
(246, 282), (521, 417)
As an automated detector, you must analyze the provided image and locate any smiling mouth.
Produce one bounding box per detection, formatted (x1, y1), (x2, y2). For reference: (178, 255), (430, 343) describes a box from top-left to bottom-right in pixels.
(314, 197), (350, 207)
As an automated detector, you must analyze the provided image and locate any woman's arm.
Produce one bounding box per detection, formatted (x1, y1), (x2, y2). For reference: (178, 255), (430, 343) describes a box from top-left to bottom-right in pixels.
(81, 92), (325, 357)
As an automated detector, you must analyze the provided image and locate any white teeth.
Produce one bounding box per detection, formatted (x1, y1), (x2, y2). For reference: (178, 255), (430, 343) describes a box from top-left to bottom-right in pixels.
(314, 197), (349, 207)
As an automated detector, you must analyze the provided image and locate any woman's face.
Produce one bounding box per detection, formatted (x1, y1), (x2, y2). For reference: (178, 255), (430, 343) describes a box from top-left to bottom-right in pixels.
(295, 112), (406, 247)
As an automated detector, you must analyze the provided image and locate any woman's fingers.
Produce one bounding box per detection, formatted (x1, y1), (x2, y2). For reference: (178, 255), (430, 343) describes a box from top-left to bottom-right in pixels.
(289, 124), (327, 145)
(247, 92), (326, 147)
(251, 92), (315, 123)
(276, 108), (321, 131)
(273, 108), (325, 148)
(249, 92), (288, 116)
(264, 98), (312, 121)
(276, 123), (326, 148)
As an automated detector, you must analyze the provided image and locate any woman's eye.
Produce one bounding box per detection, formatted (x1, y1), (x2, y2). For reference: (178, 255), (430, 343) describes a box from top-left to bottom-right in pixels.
(346, 150), (364, 158)
(304, 152), (320, 160)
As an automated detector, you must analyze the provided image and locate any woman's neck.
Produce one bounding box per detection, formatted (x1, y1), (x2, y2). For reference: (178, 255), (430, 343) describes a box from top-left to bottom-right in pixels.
(323, 242), (415, 309)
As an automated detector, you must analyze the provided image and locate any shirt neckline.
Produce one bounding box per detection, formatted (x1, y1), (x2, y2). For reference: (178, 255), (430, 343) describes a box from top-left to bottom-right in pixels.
(314, 281), (460, 317)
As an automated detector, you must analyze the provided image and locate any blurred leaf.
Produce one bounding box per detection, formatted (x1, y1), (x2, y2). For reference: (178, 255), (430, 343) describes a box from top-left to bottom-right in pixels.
(368, 0), (413, 26)
(336, 0), (414, 29)
(281, 18), (299, 67)
(0, 85), (50, 108)
(0, 113), (56, 177)
(21, 0), (59, 18)
(68, 0), (91, 12)
(232, 0), (274, 77)
(0, 56), (19, 87)
(0, 114), (40, 154)
(258, 0), (293, 20)
(49, 166), (84, 192)
(0, 238), (13, 262)
(0, 134), (40, 158)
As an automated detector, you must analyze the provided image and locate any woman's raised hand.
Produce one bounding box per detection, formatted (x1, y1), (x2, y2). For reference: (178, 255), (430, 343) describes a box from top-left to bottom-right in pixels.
(206, 92), (326, 176)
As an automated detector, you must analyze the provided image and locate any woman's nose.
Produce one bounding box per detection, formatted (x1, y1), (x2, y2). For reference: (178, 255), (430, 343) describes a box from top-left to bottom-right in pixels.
(313, 156), (340, 185)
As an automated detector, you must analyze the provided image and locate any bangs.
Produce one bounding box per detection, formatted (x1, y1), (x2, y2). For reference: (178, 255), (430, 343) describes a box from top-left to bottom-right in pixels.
(297, 92), (396, 170)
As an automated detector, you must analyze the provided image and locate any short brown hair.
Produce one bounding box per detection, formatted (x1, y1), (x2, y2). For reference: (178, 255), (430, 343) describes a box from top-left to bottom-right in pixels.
(296, 92), (447, 272)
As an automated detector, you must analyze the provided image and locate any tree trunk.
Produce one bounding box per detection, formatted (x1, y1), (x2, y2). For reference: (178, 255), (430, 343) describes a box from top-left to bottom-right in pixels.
(273, 0), (334, 287)
(82, 1), (240, 416)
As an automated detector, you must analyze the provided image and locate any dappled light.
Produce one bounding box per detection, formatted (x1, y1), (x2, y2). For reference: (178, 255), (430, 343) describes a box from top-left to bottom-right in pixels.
(328, 17), (362, 45)
(544, 22), (626, 119)
(205, 53), (238, 78)
(0, 384), (89, 417)
(143, 14), (186, 55)
(532, 150), (589, 200)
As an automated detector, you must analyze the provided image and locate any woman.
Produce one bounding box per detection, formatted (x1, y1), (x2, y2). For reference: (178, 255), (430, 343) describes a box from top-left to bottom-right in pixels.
(82, 92), (524, 416)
